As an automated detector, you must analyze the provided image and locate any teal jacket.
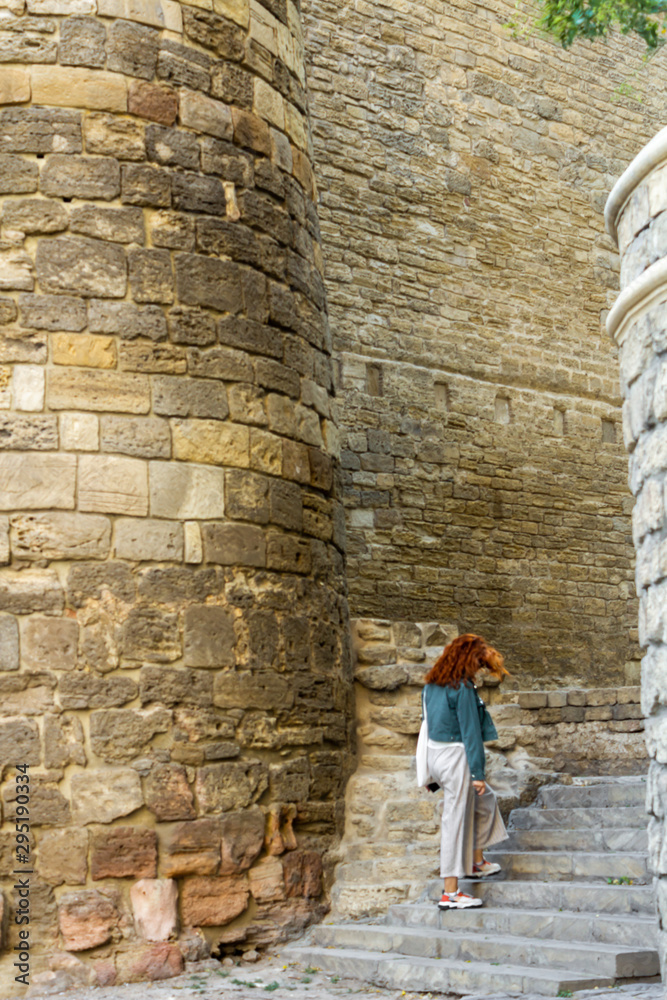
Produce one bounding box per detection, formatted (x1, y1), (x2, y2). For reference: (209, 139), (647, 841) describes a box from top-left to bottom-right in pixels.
(422, 681), (497, 781)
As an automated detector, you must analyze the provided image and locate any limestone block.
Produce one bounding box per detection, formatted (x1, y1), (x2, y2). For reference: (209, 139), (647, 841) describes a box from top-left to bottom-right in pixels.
(195, 760), (268, 813)
(43, 711), (85, 764)
(355, 664), (408, 690)
(139, 664), (212, 707)
(185, 521), (203, 563)
(85, 112), (146, 161)
(0, 66), (30, 105)
(58, 890), (120, 951)
(117, 941), (184, 982)
(144, 762), (196, 820)
(120, 342), (187, 374)
(214, 0), (249, 27)
(180, 874), (249, 926)
(19, 294), (86, 332)
(0, 330), (47, 364)
(122, 607), (180, 662)
(0, 153), (38, 194)
(37, 237), (127, 298)
(0, 568), (64, 614)
(22, 616), (78, 671)
(266, 532), (311, 574)
(0, 515), (7, 565)
(269, 756), (309, 802)
(219, 807), (264, 874)
(60, 15), (106, 67)
(184, 604), (235, 667)
(31, 66), (127, 112)
(4, 199), (67, 235)
(128, 80), (179, 126)
(128, 248), (174, 304)
(90, 707), (171, 762)
(11, 511), (110, 561)
(91, 826), (158, 879)
(161, 819), (222, 877)
(71, 204), (145, 245)
(175, 253), (242, 313)
(131, 879), (178, 942)
(202, 522), (266, 567)
(101, 415), (170, 458)
(172, 419), (249, 466)
(0, 717), (40, 765)
(37, 828), (88, 886)
(114, 518), (184, 561)
(188, 344), (253, 380)
(180, 89), (232, 139)
(0, 453), (75, 510)
(283, 850), (323, 899)
(149, 461), (225, 519)
(213, 670), (292, 710)
(0, 248), (34, 290)
(153, 375), (228, 418)
(151, 211), (196, 251)
(12, 364), (44, 411)
(0, 614), (18, 670)
(58, 673), (137, 710)
(79, 454), (149, 515)
(71, 766), (143, 824)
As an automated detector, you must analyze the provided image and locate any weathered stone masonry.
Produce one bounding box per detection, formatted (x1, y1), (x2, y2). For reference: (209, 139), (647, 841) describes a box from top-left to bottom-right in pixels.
(0, 0), (352, 990)
(301, 0), (667, 687)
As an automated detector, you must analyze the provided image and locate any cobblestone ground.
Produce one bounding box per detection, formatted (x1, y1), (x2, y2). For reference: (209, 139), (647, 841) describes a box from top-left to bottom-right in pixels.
(16, 954), (663, 1000)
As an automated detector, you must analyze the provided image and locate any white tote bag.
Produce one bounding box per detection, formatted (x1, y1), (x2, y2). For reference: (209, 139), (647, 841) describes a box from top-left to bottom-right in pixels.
(415, 690), (432, 787)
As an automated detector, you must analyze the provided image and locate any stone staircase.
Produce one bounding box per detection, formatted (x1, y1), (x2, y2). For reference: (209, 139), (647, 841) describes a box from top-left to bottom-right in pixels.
(287, 775), (660, 995)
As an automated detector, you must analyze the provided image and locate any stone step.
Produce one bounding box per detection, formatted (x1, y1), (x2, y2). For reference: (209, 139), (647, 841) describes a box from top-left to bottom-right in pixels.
(509, 804), (648, 829)
(385, 902), (658, 948)
(284, 945), (618, 996)
(484, 848), (651, 881)
(310, 924), (659, 978)
(537, 780), (646, 809)
(503, 827), (647, 852)
(423, 878), (657, 915)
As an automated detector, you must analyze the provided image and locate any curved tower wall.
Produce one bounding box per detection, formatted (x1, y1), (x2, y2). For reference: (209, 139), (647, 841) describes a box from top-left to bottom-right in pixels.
(606, 127), (667, 979)
(0, 0), (351, 990)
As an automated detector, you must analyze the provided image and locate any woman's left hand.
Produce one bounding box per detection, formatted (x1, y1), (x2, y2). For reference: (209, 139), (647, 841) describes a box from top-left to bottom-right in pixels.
(472, 780), (486, 796)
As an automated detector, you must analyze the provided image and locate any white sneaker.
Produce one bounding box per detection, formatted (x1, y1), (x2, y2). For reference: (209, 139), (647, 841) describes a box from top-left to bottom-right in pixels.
(438, 891), (483, 910)
(470, 859), (502, 878)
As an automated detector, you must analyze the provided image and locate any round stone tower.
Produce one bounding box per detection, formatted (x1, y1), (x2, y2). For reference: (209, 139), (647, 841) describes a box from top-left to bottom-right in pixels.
(0, 0), (350, 990)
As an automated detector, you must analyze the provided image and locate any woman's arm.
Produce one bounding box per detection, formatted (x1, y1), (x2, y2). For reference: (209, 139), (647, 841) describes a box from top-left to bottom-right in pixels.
(455, 683), (486, 781)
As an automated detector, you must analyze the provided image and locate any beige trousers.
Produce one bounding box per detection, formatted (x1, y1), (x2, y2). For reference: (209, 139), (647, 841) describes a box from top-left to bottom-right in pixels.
(427, 741), (508, 878)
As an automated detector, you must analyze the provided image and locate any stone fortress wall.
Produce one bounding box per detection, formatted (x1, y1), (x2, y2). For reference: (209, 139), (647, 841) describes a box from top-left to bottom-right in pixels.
(0, 0), (353, 991)
(300, 0), (667, 688)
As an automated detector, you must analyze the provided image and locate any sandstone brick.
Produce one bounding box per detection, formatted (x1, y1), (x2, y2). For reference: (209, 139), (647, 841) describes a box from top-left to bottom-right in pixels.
(38, 828), (88, 886)
(213, 670), (292, 710)
(0, 614), (18, 671)
(52, 333), (117, 369)
(161, 818), (222, 877)
(48, 369), (150, 413)
(0, 248), (33, 290)
(157, 40), (212, 92)
(101, 415), (171, 459)
(36, 237), (126, 298)
(10, 511), (110, 561)
(114, 517), (183, 561)
(0, 452), (75, 510)
(151, 211), (196, 250)
(108, 19), (159, 79)
(172, 172), (226, 215)
(195, 759), (268, 814)
(41, 154), (120, 201)
(172, 418), (249, 466)
(232, 107), (271, 154)
(60, 413), (100, 451)
(85, 112), (145, 161)
(153, 375), (228, 419)
(225, 468), (268, 522)
(67, 560), (135, 607)
(144, 763), (196, 820)
(146, 123), (200, 170)
(0, 330), (46, 364)
(98, 0), (183, 31)
(130, 879), (178, 942)
(168, 307), (216, 347)
(91, 827), (158, 880)
(122, 607), (180, 662)
(219, 807), (264, 874)
(185, 521), (203, 563)
(140, 666), (212, 711)
(181, 874), (249, 926)
(0, 717), (40, 765)
(128, 80), (179, 125)
(90, 707), (171, 762)
(19, 294), (86, 332)
(0, 568), (64, 614)
(249, 856), (285, 903)
(175, 253), (242, 313)
(213, 0), (249, 25)
(116, 942), (184, 982)
(58, 891), (120, 951)
(79, 455), (148, 517)
(3, 199), (67, 235)
(31, 66), (128, 112)
(122, 163), (172, 207)
(282, 849), (323, 899)
(60, 16), (106, 67)
(266, 532), (311, 573)
(201, 522), (266, 567)
(149, 461), (225, 519)
(22, 616), (78, 671)
(43, 713), (87, 767)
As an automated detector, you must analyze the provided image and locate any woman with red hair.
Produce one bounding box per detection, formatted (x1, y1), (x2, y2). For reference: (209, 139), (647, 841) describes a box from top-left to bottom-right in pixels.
(420, 634), (509, 910)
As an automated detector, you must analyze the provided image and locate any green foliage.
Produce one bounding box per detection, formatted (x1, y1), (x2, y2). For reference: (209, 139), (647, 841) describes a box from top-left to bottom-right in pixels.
(557, 991), (574, 998)
(537, 0), (667, 49)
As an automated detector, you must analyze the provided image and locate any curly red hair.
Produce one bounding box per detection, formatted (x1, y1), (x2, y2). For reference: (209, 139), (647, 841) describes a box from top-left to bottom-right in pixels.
(425, 634), (508, 688)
